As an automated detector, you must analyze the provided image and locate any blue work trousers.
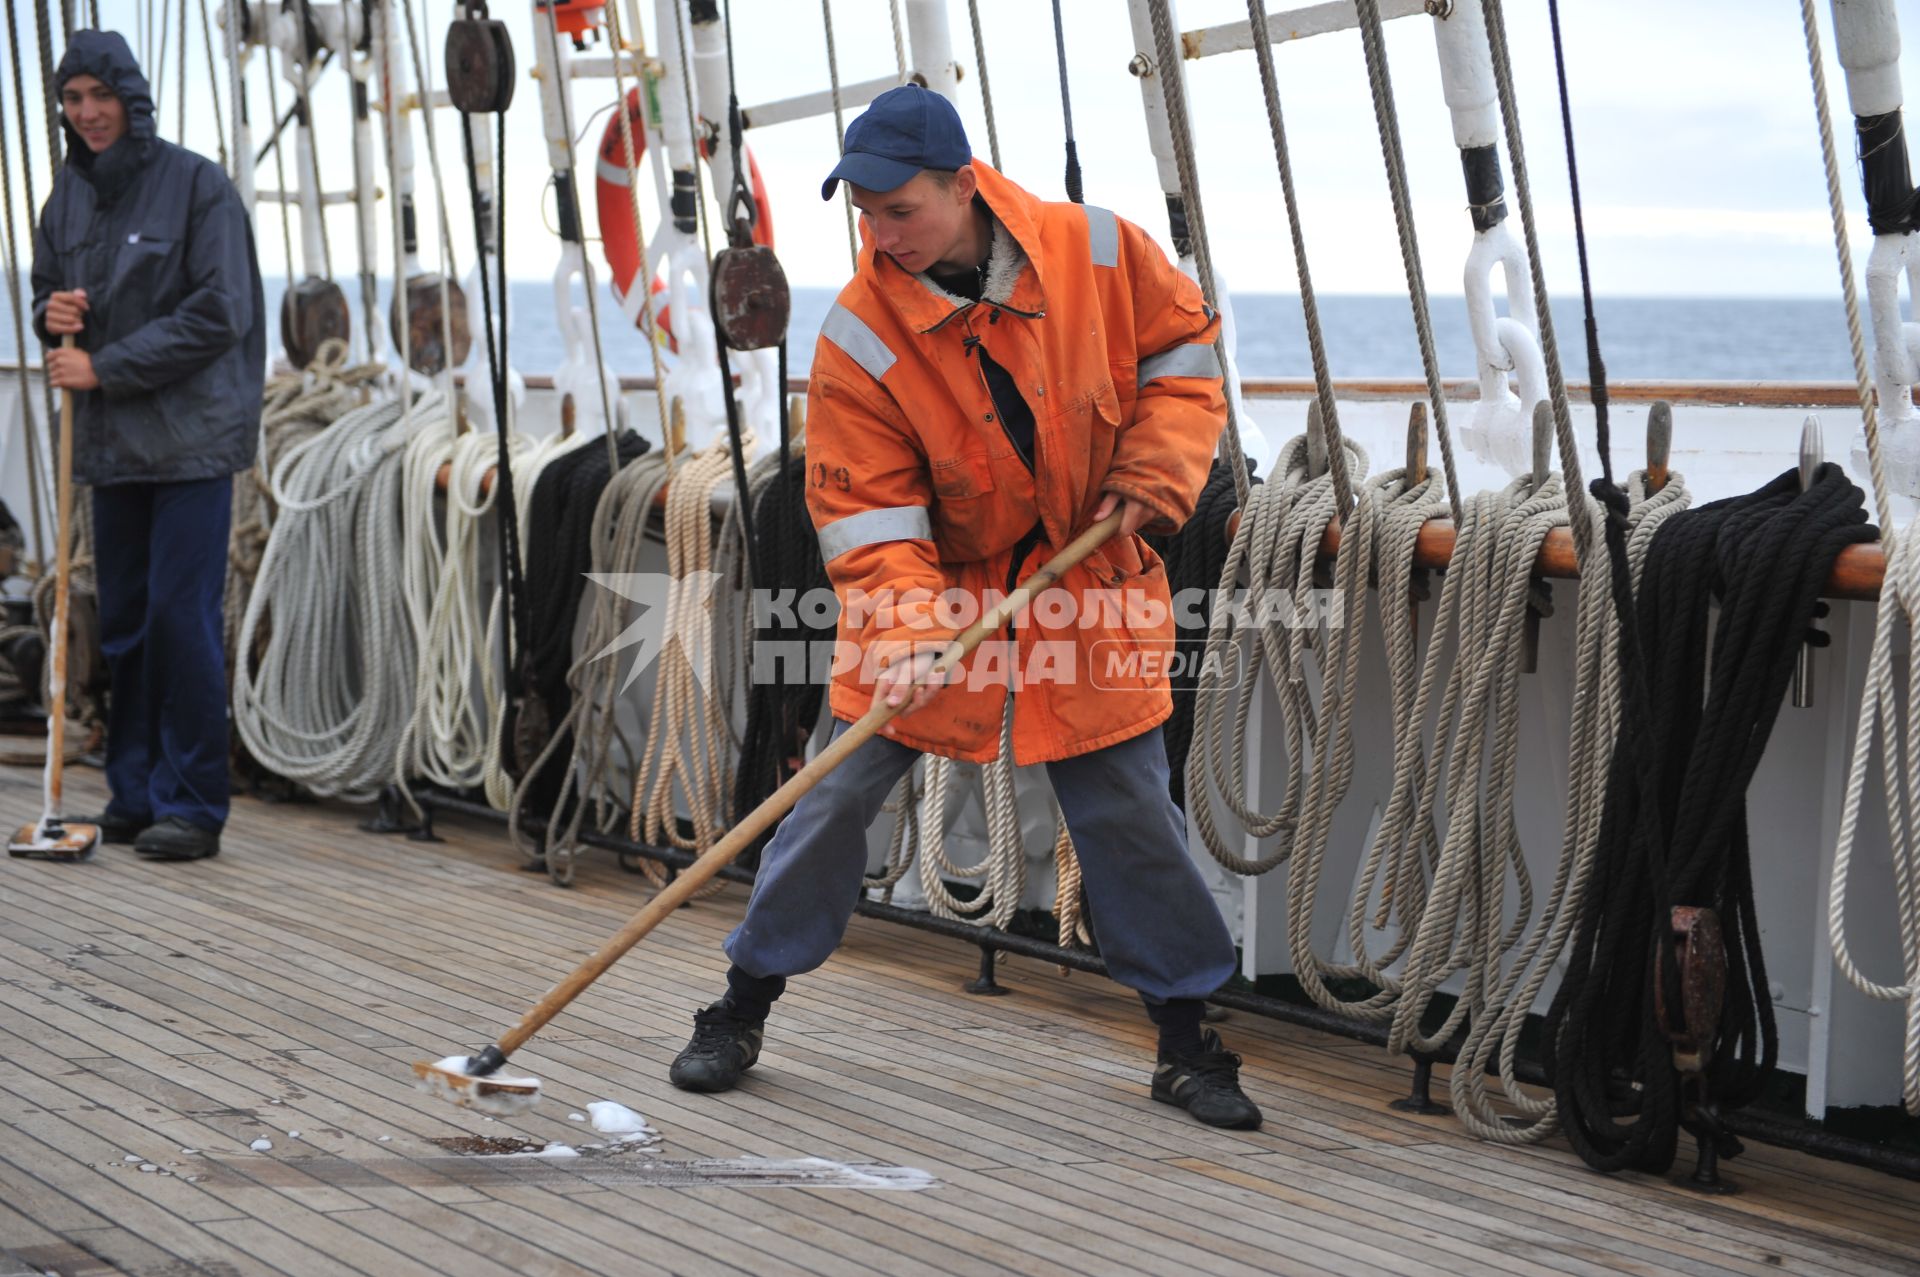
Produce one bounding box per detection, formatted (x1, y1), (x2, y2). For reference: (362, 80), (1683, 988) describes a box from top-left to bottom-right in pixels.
(726, 721), (1238, 1002)
(91, 476), (233, 832)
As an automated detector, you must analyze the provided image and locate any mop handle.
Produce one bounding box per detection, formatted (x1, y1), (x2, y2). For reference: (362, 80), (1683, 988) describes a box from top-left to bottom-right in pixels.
(40, 335), (76, 825)
(493, 510), (1128, 1059)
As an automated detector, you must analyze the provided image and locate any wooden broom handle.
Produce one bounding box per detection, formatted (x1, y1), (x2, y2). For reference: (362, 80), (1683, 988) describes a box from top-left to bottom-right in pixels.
(494, 510), (1127, 1057)
(41, 335), (76, 822)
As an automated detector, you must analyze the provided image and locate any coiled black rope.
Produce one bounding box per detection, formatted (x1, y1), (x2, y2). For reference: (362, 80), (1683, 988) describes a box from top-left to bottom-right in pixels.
(1547, 465), (1874, 1174)
(515, 430), (650, 809)
(1146, 456), (1251, 808)
(732, 451), (831, 848)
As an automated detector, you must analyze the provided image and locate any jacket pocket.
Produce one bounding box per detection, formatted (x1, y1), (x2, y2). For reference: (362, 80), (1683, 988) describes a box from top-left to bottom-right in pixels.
(110, 236), (178, 312)
(930, 452), (999, 563)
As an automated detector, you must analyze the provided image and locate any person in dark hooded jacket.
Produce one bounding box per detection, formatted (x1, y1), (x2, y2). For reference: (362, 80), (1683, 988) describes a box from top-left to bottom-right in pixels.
(31, 29), (265, 861)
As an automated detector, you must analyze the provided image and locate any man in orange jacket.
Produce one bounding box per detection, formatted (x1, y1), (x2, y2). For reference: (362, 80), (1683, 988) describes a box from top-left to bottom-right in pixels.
(671, 85), (1260, 1129)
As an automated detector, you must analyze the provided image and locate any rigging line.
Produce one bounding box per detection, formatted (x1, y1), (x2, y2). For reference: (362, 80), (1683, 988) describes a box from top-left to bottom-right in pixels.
(1144, 0), (1249, 511)
(666, 0), (711, 264)
(0, 64), (50, 570)
(1349, 0), (1459, 527)
(1545, 0), (1609, 490)
(262, 39), (298, 288)
(600, 0), (670, 450)
(820, 0), (857, 269)
(397, 0), (460, 404)
(964, 0), (998, 170)
(177, 0), (187, 141)
(1050, 0), (1080, 203)
(195, 0), (228, 169)
(154, 0), (170, 130)
(714, 0), (762, 584)
(34, 0), (60, 210)
(3, 0), (54, 565)
(537, 0), (618, 469)
(1478, 0), (1594, 571)
(888, 0), (906, 82)
(1245, 0), (1374, 525)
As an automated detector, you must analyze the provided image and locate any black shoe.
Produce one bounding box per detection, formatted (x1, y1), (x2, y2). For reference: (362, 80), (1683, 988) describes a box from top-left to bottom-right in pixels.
(669, 1000), (765, 1093)
(82, 810), (150, 845)
(133, 816), (221, 861)
(1152, 1028), (1263, 1130)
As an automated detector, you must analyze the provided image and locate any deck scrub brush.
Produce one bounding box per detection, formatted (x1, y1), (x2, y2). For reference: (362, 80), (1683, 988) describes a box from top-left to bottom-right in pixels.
(412, 1052), (542, 1116)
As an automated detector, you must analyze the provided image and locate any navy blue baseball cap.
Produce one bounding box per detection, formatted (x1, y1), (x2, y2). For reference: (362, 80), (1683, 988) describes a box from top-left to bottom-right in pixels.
(820, 84), (972, 200)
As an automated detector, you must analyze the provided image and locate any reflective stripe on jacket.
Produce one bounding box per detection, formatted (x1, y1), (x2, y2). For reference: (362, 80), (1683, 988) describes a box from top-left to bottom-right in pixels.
(805, 162), (1226, 765)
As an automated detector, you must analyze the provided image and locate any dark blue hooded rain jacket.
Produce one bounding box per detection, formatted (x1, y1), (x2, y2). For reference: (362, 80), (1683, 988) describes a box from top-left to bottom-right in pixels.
(30, 29), (265, 485)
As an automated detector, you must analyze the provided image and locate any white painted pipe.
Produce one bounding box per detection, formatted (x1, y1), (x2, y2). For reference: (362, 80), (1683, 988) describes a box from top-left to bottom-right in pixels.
(222, 0), (254, 208)
(1831, 0), (1903, 116)
(1430, 0), (1497, 149)
(689, 2), (741, 220)
(905, 0), (958, 99)
(653, 0), (699, 170)
(1125, 0), (1182, 199)
(531, 1), (578, 176)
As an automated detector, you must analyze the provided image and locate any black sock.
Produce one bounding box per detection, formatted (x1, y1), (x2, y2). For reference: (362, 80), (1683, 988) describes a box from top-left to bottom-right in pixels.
(724, 965), (786, 1023)
(1144, 995), (1207, 1058)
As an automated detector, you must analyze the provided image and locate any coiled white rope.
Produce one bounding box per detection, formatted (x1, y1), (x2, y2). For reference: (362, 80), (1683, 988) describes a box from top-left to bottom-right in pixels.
(1385, 474), (1566, 1057)
(630, 435), (751, 867)
(232, 391), (446, 799)
(1450, 469), (1690, 1142)
(395, 424), (538, 794)
(1186, 433), (1368, 874)
(1282, 460), (1441, 1021)
(1801, 0), (1920, 1118)
(917, 703), (1027, 931)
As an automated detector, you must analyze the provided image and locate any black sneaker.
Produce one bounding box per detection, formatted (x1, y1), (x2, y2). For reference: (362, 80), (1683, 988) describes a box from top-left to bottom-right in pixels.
(133, 816), (221, 861)
(1152, 1028), (1263, 1129)
(668, 1000), (765, 1093)
(82, 810), (150, 845)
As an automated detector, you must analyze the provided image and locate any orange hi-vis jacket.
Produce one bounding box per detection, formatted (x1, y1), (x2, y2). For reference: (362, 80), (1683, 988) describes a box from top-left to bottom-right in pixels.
(804, 162), (1227, 765)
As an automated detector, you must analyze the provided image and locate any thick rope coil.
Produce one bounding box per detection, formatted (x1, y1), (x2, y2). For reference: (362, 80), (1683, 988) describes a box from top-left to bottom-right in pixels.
(1452, 469), (1691, 1143)
(1186, 435), (1369, 875)
(915, 709), (1027, 932)
(629, 437), (751, 873)
(1799, 0), (1920, 1117)
(516, 445), (671, 883)
(1383, 475), (1566, 1055)
(232, 392), (447, 800)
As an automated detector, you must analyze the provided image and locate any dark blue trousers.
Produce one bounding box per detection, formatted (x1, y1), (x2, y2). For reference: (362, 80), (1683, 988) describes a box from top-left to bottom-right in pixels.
(91, 477), (233, 832)
(726, 721), (1239, 1002)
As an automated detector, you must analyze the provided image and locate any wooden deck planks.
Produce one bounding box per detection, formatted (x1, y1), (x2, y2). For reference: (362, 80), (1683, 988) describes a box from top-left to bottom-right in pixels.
(4, 766), (1920, 1277)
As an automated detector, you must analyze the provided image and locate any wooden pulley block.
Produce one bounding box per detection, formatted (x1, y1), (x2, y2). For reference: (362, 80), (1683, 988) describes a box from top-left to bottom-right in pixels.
(1654, 905), (1728, 1075)
(445, 17), (516, 114)
(390, 273), (472, 375)
(280, 276), (351, 370)
(710, 238), (791, 352)
(511, 691), (550, 779)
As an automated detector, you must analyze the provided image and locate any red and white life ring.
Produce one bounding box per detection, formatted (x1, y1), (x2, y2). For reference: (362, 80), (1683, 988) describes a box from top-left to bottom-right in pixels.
(595, 87), (775, 351)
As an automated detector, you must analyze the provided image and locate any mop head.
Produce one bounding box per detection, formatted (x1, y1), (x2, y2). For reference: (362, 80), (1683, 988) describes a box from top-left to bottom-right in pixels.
(7, 819), (99, 860)
(412, 1054), (542, 1116)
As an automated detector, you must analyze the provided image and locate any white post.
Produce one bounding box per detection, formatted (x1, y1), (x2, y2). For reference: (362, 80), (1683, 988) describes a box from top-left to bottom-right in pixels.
(905, 0), (958, 100)
(223, 0), (255, 209)
(688, 1), (740, 218)
(1830, 0), (1920, 448)
(1432, 0), (1541, 466)
(1124, 0), (1182, 201)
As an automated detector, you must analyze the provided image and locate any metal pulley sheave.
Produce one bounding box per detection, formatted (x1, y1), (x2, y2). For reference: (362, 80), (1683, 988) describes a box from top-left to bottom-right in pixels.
(391, 276), (472, 376)
(710, 194), (789, 352)
(445, 6), (516, 115)
(281, 278), (352, 368)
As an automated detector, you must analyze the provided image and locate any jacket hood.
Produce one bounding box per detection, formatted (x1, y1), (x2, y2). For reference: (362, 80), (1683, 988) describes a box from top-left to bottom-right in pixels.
(56, 29), (157, 192)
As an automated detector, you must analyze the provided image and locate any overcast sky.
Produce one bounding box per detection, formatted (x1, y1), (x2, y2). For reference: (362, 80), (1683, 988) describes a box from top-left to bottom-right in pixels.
(3, 0), (1917, 299)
